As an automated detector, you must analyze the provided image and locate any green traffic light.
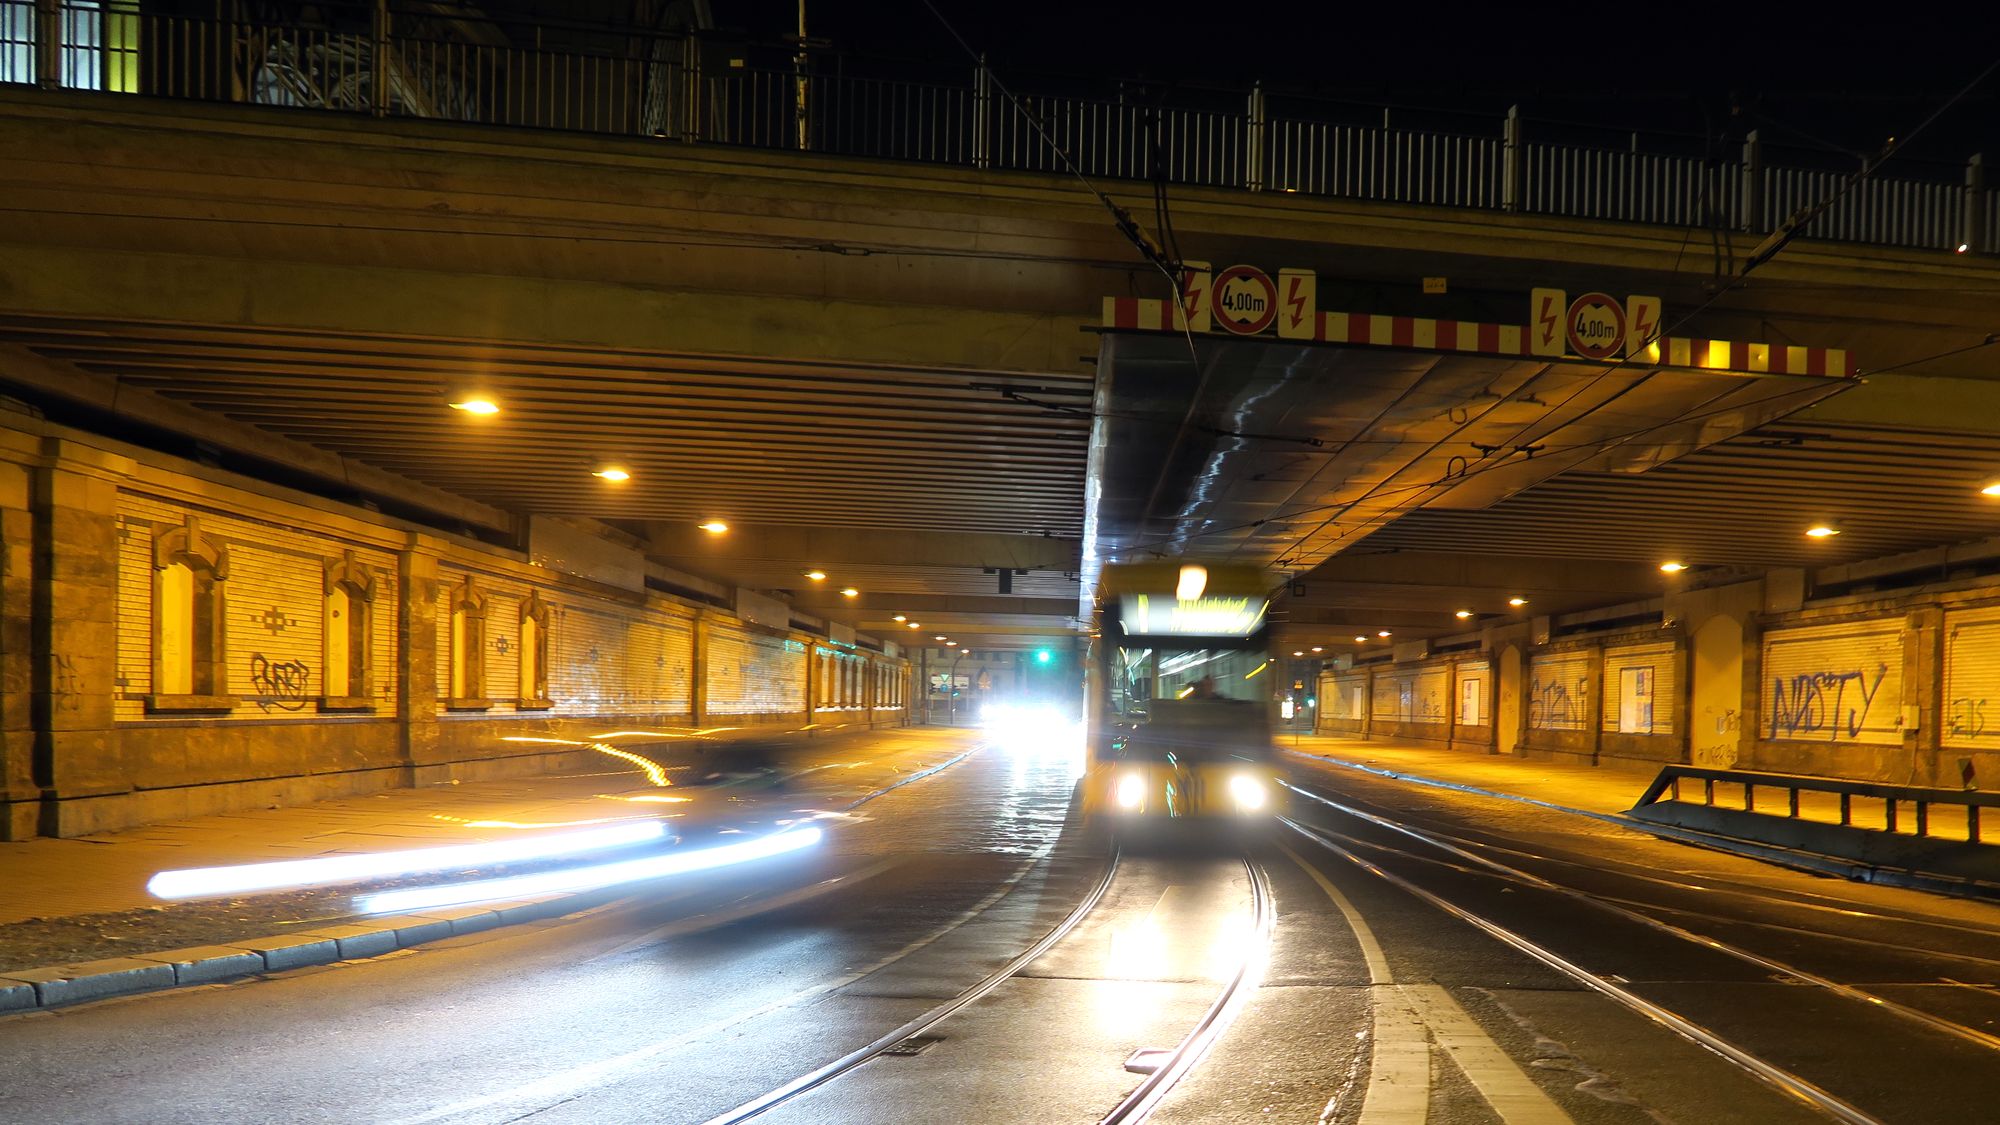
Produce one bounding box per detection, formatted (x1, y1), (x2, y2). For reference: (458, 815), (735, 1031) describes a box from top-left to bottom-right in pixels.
(1035, 648), (1053, 664)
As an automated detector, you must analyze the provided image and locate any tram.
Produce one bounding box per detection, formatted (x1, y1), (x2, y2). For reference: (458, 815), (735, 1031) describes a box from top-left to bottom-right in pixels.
(1081, 560), (1284, 831)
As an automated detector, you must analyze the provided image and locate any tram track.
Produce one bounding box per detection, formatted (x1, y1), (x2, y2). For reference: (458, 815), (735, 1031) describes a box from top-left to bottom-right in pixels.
(700, 844), (1276, 1125)
(1284, 779), (2000, 1057)
(1279, 812), (1884, 1125)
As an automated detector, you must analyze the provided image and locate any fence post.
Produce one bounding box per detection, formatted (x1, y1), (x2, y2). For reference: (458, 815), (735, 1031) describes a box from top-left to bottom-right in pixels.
(33, 0), (60, 89)
(680, 33), (701, 142)
(370, 0), (390, 117)
(1245, 81), (1265, 192)
(1740, 129), (1764, 232)
(1501, 105), (1524, 212)
(971, 53), (990, 169)
(1964, 153), (1986, 254)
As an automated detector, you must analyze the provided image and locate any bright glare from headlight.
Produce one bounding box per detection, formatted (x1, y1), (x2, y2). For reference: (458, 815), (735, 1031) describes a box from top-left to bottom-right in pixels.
(1115, 772), (1146, 810)
(983, 702), (1080, 757)
(1229, 773), (1267, 812)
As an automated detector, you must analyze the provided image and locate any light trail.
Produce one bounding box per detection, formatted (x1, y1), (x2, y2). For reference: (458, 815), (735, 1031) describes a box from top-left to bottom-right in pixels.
(355, 826), (824, 915)
(145, 821), (667, 900)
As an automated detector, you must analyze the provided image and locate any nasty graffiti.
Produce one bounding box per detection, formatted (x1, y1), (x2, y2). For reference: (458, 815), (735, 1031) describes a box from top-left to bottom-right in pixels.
(248, 653), (312, 711)
(1768, 664), (1888, 741)
(1528, 677), (1589, 729)
(1948, 697), (1988, 739)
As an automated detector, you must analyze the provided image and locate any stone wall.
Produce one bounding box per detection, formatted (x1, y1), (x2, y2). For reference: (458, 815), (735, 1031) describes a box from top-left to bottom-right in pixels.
(0, 422), (908, 839)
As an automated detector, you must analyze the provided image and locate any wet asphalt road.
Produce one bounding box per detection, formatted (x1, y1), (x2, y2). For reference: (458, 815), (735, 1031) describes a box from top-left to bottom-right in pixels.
(5, 738), (2000, 1124)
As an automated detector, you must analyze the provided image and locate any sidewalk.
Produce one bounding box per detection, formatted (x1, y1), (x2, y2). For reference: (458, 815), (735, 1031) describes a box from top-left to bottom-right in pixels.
(1279, 734), (2000, 899)
(0, 726), (981, 979)
(1279, 734), (1662, 820)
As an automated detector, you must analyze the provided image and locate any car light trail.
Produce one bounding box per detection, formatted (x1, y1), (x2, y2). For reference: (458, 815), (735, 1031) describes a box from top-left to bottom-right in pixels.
(355, 826), (825, 915)
(146, 821), (668, 900)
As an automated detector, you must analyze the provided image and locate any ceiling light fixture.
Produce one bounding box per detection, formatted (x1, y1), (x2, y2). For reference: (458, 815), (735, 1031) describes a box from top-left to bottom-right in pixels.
(697, 521), (729, 534)
(1377, 630), (1392, 638)
(1311, 646), (1323, 653)
(1353, 636), (1367, 643)
(1455, 610), (1473, 619)
(907, 622), (921, 629)
(1292, 650), (1305, 657)
(1508, 597), (1528, 607)
(892, 614), (907, 622)
(1805, 525), (1841, 539)
(840, 587), (859, 598)
(592, 467), (630, 482)
(448, 397), (499, 416)
(1983, 482), (2000, 497)
(1660, 561), (1688, 573)
(803, 570), (826, 581)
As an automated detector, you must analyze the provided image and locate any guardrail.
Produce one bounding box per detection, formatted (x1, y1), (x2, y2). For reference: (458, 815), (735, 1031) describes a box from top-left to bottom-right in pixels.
(1, 0), (1991, 255)
(1633, 764), (2000, 844)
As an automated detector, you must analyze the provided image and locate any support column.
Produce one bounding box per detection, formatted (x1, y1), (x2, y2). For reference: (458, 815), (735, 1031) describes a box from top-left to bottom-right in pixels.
(397, 535), (443, 782)
(689, 612), (709, 726)
(0, 433), (37, 838)
(1585, 643), (1606, 766)
(32, 439), (132, 837)
(1909, 604), (1945, 784)
(801, 639), (819, 732)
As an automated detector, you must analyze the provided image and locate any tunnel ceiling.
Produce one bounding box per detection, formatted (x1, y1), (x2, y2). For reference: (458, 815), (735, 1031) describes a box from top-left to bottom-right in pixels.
(0, 315), (1095, 647)
(0, 318), (1093, 537)
(1082, 329), (2000, 640)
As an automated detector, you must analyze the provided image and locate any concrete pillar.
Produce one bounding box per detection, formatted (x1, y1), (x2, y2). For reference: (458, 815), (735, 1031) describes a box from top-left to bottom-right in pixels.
(0, 435), (36, 838)
(800, 636), (819, 731)
(1497, 643), (1523, 757)
(1585, 643), (1606, 765)
(1909, 605), (1945, 783)
(396, 535), (442, 780)
(32, 439), (131, 837)
(689, 613), (709, 726)
(1690, 614), (1745, 768)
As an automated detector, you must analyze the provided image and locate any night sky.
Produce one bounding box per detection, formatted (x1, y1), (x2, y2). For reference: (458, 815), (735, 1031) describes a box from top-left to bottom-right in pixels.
(714, 2), (1998, 168)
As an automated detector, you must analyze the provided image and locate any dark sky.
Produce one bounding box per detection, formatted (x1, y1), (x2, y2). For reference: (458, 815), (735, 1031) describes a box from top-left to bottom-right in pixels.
(714, 1), (1998, 168)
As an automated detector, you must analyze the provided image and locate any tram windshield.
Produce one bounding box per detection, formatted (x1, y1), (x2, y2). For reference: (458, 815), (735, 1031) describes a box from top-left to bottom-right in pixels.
(1104, 644), (1272, 762)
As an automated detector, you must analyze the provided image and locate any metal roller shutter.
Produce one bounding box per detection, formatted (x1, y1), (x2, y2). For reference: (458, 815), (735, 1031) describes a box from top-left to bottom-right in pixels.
(1321, 673), (1367, 720)
(1454, 660), (1491, 727)
(1761, 621), (1902, 745)
(1602, 642), (1677, 735)
(1372, 672), (1405, 721)
(1413, 666), (1450, 725)
(1943, 608), (2000, 748)
(1528, 651), (1592, 731)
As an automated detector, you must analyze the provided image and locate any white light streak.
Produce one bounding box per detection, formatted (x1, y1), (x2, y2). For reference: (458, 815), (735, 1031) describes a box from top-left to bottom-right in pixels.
(146, 821), (667, 900)
(356, 826), (824, 915)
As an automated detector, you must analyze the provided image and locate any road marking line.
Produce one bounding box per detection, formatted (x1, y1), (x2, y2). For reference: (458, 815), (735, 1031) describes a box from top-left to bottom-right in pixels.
(1279, 842), (1573, 1125)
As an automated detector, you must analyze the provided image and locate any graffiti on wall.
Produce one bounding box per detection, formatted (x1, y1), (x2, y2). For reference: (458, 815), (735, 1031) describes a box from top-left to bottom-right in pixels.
(1528, 676), (1589, 730)
(248, 653), (313, 711)
(1768, 664), (1888, 741)
(1948, 697), (1988, 739)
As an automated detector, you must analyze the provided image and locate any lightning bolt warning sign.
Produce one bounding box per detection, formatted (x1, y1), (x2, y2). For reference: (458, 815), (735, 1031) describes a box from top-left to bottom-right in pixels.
(1529, 288), (1566, 357)
(1277, 269), (1317, 340)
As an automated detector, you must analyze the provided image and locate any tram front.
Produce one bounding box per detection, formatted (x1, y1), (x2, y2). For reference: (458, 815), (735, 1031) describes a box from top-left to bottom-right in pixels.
(1084, 562), (1285, 836)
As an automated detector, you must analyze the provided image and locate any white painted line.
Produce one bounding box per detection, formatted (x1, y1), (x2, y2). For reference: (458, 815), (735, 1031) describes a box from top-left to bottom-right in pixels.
(1278, 842), (1573, 1125)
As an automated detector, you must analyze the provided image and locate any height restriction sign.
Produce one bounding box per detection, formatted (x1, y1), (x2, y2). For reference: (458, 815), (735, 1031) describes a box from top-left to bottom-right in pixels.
(1211, 265), (1278, 335)
(1565, 292), (1626, 359)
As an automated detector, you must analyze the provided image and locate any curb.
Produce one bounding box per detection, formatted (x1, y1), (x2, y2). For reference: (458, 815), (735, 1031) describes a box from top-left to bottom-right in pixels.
(0, 743), (985, 1016)
(1281, 747), (2000, 903)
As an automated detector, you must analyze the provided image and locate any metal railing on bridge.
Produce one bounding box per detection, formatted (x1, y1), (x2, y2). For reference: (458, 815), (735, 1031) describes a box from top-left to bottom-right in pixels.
(2, 0), (1991, 256)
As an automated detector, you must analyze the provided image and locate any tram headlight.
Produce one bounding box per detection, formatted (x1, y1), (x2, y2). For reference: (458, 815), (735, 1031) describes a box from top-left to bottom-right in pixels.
(1229, 773), (1268, 812)
(1115, 772), (1146, 810)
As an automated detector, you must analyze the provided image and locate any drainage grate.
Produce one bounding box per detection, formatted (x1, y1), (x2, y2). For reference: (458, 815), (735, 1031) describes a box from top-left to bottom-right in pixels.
(881, 1035), (943, 1057)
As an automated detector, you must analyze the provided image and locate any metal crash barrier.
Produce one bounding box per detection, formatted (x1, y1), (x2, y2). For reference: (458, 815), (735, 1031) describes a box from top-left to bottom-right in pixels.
(1633, 765), (2000, 845)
